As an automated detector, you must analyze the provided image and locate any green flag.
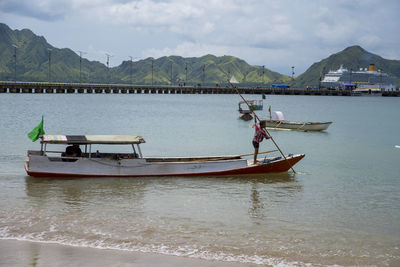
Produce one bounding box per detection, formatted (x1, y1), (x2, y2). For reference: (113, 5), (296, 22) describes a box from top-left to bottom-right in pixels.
(28, 116), (45, 142)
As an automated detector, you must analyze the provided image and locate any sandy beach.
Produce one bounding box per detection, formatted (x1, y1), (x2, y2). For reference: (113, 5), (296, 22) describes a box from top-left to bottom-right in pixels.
(0, 239), (259, 267)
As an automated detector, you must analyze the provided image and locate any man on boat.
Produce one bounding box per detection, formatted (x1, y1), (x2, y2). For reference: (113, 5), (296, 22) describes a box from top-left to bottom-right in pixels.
(253, 118), (270, 165)
(65, 144), (82, 157)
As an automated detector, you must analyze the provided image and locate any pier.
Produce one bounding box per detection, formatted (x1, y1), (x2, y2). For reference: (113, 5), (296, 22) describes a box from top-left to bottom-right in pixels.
(1, 81), (399, 96)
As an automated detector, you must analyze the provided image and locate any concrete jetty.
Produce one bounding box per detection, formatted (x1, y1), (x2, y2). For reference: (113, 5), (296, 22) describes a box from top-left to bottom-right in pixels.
(1, 81), (398, 96)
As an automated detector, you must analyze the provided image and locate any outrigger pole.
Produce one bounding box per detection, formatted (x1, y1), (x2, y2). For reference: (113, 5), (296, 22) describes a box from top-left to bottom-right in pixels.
(228, 79), (296, 173)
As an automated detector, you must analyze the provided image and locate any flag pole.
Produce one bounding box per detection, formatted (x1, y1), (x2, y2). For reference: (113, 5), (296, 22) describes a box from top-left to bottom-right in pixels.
(228, 79), (296, 173)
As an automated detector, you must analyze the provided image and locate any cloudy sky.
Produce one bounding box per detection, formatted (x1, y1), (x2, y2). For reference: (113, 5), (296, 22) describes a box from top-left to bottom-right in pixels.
(1, 0), (399, 75)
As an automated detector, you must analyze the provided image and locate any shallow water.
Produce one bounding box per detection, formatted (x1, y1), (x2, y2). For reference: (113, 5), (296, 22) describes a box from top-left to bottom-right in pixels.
(0, 93), (399, 266)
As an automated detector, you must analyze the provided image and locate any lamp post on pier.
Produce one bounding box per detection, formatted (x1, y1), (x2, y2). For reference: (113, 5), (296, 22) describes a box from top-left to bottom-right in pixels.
(151, 60), (154, 86)
(262, 65), (265, 86)
(106, 53), (113, 84)
(170, 62), (173, 85)
(185, 62), (188, 85)
(291, 66), (295, 88)
(12, 44), (18, 82)
(77, 51), (86, 83)
(47, 48), (52, 83)
(202, 65), (205, 86)
(129, 56), (135, 85)
(291, 66), (295, 80)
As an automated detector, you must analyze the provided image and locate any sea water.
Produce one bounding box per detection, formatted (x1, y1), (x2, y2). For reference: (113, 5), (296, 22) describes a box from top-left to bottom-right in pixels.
(0, 93), (399, 266)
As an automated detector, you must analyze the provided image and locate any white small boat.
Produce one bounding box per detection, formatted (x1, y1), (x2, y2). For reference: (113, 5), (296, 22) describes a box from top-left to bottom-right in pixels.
(25, 135), (305, 178)
(265, 111), (332, 131)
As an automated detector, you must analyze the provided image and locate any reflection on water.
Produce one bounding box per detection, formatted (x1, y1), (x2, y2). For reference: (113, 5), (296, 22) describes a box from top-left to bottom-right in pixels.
(24, 177), (149, 214)
(23, 173), (304, 242)
(249, 183), (264, 219)
(28, 242), (39, 267)
(0, 94), (398, 266)
(24, 173), (300, 203)
(24, 173), (302, 225)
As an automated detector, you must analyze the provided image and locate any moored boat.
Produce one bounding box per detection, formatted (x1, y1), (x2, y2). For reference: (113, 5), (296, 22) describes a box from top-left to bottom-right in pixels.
(238, 100), (263, 112)
(264, 120), (332, 131)
(25, 135), (304, 178)
(238, 100), (263, 120)
(265, 111), (332, 131)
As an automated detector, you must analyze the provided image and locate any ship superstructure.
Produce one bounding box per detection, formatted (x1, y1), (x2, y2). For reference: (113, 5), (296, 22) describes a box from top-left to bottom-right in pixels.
(321, 64), (396, 92)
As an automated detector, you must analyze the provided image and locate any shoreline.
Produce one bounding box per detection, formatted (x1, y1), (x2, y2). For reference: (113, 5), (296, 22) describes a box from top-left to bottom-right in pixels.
(0, 239), (259, 267)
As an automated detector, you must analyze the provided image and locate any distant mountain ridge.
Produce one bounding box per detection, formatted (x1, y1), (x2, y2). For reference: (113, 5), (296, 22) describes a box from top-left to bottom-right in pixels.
(0, 23), (399, 87)
(0, 23), (289, 85)
(295, 46), (400, 87)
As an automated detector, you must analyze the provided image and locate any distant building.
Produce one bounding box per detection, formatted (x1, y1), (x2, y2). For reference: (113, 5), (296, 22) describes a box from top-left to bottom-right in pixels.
(272, 84), (289, 89)
(321, 64), (396, 92)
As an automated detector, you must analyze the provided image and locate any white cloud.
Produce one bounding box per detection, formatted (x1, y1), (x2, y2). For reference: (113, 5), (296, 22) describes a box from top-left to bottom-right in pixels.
(0, 0), (72, 20)
(143, 42), (229, 59)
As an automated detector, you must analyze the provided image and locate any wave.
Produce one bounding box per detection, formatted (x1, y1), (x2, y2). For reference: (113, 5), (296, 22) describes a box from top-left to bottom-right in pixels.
(0, 232), (308, 267)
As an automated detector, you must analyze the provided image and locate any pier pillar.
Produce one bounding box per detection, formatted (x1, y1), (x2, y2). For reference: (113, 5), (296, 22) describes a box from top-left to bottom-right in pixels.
(10, 87), (19, 93)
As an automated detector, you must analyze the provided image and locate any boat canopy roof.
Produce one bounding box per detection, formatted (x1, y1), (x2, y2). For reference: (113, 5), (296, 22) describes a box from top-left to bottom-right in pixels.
(41, 135), (146, 145)
(239, 99), (262, 105)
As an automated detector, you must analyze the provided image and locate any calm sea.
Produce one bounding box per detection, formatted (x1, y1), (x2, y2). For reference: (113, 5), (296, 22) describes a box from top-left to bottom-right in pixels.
(0, 93), (399, 266)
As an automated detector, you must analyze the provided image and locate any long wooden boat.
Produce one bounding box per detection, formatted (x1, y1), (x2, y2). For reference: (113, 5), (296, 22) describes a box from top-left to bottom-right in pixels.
(265, 110), (332, 131)
(25, 135), (305, 178)
(264, 120), (332, 131)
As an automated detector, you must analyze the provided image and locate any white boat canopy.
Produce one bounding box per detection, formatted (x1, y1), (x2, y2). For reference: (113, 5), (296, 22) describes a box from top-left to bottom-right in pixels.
(41, 135), (146, 145)
(272, 111), (285, 121)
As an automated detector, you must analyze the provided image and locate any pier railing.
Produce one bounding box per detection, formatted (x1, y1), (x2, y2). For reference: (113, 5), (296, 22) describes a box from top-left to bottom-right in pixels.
(0, 81), (398, 96)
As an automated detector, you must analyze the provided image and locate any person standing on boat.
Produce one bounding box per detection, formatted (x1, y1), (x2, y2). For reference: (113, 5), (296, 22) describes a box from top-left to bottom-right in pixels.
(253, 118), (270, 165)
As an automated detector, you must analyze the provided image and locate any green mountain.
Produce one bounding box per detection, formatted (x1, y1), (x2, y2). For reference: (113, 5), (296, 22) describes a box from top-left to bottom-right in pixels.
(0, 23), (290, 86)
(0, 23), (108, 83)
(294, 45), (400, 87)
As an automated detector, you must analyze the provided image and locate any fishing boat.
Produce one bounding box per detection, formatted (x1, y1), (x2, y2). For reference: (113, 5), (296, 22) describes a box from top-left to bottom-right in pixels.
(265, 111), (332, 131)
(25, 135), (304, 178)
(238, 100), (263, 120)
(239, 100), (263, 111)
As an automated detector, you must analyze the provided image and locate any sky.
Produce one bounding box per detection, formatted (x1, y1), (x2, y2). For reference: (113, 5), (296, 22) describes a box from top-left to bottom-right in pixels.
(1, 0), (399, 75)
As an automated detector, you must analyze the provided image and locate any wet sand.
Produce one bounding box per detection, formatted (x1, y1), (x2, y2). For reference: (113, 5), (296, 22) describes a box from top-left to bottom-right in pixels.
(0, 239), (259, 267)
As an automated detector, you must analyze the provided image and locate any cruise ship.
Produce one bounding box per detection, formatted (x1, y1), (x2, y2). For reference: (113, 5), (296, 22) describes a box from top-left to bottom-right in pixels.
(321, 64), (396, 93)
